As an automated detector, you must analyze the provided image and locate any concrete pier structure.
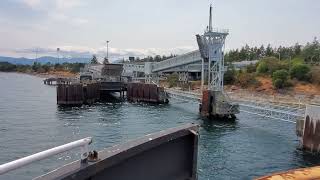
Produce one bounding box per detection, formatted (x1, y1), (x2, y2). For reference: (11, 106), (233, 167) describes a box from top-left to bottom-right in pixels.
(200, 90), (239, 119)
(127, 82), (169, 104)
(300, 104), (320, 152)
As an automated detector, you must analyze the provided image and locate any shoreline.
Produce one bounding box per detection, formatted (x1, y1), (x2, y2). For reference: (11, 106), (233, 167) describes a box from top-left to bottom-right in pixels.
(1, 71), (319, 105)
(165, 84), (320, 106)
(0, 70), (77, 79)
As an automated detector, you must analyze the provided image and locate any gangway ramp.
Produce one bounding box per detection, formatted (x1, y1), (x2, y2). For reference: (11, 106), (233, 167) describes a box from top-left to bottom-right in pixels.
(152, 51), (202, 73)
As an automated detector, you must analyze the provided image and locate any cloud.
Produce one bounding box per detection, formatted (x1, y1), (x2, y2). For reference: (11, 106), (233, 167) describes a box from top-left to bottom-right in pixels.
(72, 18), (89, 25)
(55, 0), (83, 10)
(21, 0), (82, 10)
(22, 0), (41, 9)
(13, 45), (196, 61)
(19, 0), (88, 26)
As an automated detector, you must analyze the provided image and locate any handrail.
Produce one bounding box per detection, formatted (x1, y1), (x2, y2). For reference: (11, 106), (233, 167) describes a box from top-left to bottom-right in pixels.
(0, 137), (92, 175)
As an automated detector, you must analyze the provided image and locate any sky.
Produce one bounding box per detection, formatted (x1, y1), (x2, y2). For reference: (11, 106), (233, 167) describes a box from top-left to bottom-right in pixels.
(0, 0), (319, 61)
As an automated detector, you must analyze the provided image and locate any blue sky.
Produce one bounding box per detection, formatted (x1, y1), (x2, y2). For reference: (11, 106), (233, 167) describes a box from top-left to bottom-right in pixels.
(0, 0), (319, 60)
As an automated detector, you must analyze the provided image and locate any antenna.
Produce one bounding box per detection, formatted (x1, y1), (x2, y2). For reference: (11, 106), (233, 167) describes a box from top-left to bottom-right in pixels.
(209, 3), (213, 32)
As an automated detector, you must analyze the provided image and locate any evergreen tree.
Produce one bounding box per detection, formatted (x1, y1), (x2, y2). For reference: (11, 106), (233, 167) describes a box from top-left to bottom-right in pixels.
(154, 55), (161, 62)
(259, 45), (265, 57)
(266, 44), (273, 57)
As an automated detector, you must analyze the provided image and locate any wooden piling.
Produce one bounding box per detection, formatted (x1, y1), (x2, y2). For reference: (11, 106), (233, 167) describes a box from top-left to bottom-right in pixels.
(127, 82), (168, 104)
(57, 82), (100, 106)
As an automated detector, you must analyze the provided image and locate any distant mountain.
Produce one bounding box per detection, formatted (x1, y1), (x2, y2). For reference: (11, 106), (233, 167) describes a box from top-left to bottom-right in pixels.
(0, 56), (91, 65)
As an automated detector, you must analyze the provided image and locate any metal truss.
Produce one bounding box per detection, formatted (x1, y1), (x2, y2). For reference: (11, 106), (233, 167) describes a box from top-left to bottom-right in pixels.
(165, 88), (201, 102)
(236, 99), (305, 123)
(152, 51), (202, 72)
(145, 74), (159, 85)
(178, 72), (189, 83)
(164, 89), (305, 123)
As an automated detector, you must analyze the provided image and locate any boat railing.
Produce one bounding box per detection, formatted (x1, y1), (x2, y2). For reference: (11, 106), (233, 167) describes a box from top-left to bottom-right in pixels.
(0, 137), (92, 175)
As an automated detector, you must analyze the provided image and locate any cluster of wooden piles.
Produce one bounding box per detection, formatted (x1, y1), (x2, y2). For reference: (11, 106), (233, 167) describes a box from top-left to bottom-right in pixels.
(127, 83), (169, 104)
(57, 83), (100, 106)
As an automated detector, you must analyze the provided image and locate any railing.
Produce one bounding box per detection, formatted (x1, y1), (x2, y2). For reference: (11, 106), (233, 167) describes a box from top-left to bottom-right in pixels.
(237, 101), (304, 123)
(0, 137), (92, 175)
(164, 88), (305, 123)
(208, 28), (229, 34)
(123, 64), (145, 73)
(165, 88), (201, 102)
(122, 51), (202, 74)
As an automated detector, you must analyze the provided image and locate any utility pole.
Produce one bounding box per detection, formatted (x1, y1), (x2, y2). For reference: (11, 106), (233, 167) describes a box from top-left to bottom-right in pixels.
(57, 48), (60, 64)
(289, 56), (292, 72)
(106, 41), (110, 60)
(209, 4), (213, 32)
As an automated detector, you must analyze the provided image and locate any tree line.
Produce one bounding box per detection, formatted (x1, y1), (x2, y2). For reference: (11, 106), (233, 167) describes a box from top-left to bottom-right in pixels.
(0, 62), (85, 74)
(224, 56), (320, 90)
(225, 37), (320, 63)
(134, 54), (178, 62)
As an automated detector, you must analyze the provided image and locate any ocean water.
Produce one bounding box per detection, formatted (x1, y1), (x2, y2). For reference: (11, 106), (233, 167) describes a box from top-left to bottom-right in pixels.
(0, 72), (319, 180)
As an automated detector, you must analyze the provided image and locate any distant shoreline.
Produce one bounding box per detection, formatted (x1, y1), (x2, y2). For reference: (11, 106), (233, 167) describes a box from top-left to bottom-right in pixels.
(0, 70), (77, 79)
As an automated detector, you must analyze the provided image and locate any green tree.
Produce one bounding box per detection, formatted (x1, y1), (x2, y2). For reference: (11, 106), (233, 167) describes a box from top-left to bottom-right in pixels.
(272, 70), (289, 89)
(290, 64), (311, 81)
(70, 63), (85, 73)
(256, 61), (268, 74)
(265, 44), (274, 57)
(257, 57), (286, 74)
(302, 37), (320, 63)
(32, 62), (41, 72)
(154, 55), (161, 62)
(224, 67), (236, 85)
(167, 73), (179, 87)
(259, 45), (265, 57)
(293, 43), (302, 56)
(246, 63), (257, 73)
(0, 62), (16, 72)
(54, 63), (63, 71)
(42, 63), (51, 72)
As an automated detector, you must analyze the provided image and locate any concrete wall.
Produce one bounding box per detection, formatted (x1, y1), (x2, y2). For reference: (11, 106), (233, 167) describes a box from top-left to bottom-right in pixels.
(302, 104), (320, 152)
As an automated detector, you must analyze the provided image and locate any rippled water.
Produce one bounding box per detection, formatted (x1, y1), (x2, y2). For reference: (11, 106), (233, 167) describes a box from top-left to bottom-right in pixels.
(0, 72), (320, 180)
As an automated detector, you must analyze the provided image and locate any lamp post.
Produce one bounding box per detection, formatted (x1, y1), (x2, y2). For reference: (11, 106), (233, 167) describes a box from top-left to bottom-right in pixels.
(106, 41), (110, 60)
(57, 48), (60, 64)
(289, 56), (292, 72)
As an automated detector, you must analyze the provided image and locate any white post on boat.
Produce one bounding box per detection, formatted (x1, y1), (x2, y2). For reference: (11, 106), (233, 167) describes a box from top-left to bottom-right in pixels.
(0, 137), (92, 175)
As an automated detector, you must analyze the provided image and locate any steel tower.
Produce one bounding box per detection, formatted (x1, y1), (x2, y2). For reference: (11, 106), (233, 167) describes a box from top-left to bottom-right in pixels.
(196, 4), (229, 91)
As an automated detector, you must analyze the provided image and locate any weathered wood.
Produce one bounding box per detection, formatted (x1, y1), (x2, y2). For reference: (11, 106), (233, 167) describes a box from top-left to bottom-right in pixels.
(127, 83), (168, 104)
(57, 83), (101, 106)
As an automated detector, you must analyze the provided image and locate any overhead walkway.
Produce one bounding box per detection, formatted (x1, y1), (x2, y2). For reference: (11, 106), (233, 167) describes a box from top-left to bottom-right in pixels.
(122, 50), (202, 75)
